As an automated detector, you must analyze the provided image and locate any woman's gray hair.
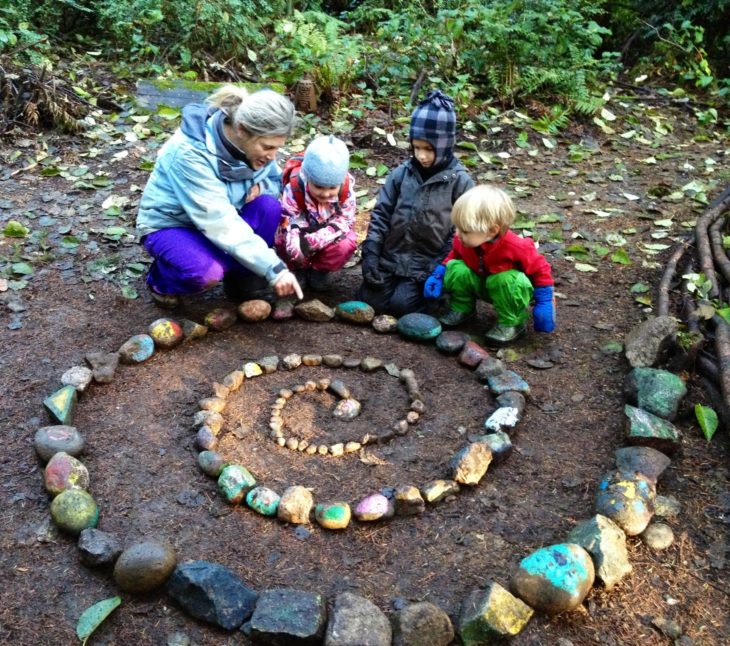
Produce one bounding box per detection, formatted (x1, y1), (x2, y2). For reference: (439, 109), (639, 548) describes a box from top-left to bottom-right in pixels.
(206, 85), (295, 137)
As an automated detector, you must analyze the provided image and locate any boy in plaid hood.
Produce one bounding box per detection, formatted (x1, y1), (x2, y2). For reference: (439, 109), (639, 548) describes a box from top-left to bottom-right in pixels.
(356, 90), (474, 316)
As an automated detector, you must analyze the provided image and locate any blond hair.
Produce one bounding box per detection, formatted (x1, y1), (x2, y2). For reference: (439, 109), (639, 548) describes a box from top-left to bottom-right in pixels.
(206, 85), (295, 137)
(451, 185), (515, 234)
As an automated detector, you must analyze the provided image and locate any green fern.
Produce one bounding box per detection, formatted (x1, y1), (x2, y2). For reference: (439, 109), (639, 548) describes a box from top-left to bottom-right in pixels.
(530, 105), (570, 135)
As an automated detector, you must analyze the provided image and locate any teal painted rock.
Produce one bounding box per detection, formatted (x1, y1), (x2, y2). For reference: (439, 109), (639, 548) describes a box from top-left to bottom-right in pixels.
(458, 582), (534, 643)
(595, 470), (655, 536)
(397, 313), (442, 341)
(624, 367), (686, 421)
(624, 405), (681, 455)
(218, 464), (256, 504)
(510, 543), (595, 615)
(250, 588), (327, 644)
(198, 450), (227, 478)
(277, 486), (314, 525)
(314, 502), (351, 529)
(204, 307), (238, 331)
(335, 300), (375, 324)
(449, 443), (492, 485)
(44, 452), (89, 496)
(148, 317), (184, 349)
(246, 486), (281, 516)
(50, 489), (99, 535)
(113, 541), (177, 593)
(486, 370), (530, 396)
(43, 385), (77, 425)
(118, 334), (155, 364)
(34, 425), (84, 462)
(421, 479), (460, 503)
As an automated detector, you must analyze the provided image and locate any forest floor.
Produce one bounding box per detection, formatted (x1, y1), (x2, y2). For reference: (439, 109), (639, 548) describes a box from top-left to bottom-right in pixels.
(0, 89), (728, 645)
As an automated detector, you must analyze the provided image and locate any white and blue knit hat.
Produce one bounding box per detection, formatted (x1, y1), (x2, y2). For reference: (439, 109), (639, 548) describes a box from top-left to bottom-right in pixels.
(301, 135), (350, 187)
(409, 89), (456, 164)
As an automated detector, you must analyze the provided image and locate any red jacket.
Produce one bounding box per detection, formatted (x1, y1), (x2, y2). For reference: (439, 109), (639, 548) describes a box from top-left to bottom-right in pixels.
(443, 230), (554, 287)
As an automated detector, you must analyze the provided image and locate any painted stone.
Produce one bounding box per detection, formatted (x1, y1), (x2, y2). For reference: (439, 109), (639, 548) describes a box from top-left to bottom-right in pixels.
(237, 299), (271, 322)
(181, 318), (208, 340)
(458, 582), (534, 643)
(325, 592), (392, 646)
(148, 317), (184, 349)
(78, 528), (122, 567)
(394, 601), (454, 646)
(595, 470), (655, 536)
(450, 443), (493, 485)
(246, 486), (281, 516)
(421, 479), (460, 503)
(624, 367), (687, 421)
(44, 452), (89, 496)
(50, 489), (99, 535)
(204, 307), (238, 331)
(333, 398), (361, 420)
(197, 451), (227, 478)
(314, 502), (351, 529)
(118, 334), (155, 364)
(397, 313), (442, 341)
(372, 314), (398, 333)
(394, 485), (425, 516)
(335, 300), (375, 324)
(624, 405), (681, 455)
(113, 541), (177, 593)
(43, 385), (77, 425)
(510, 543), (595, 615)
(458, 340), (490, 369)
(85, 350), (119, 384)
(484, 406), (521, 432)
(474, 431), (513, 464)
(218, 464), (256, 505)
(487, 371), (530, 396)
(278, 486), (314, 525)
(34, 425), (84, 462)
(272, 297), (296, 320)
(354, 493), (394, 521)
(567, 514), (632, 590)
(250, 588), (326, 644)
(294, 299), (335, 322)
(243, 362), (263, 378)
(61, 365), (93, 392)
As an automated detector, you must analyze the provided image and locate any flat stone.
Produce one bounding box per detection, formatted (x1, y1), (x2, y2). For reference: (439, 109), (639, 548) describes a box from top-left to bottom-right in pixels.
(335, 300), (375, 324)
(181, 318), (208, 340)
(473, 431), (513, 464)
(78, 528), (122, 567)
(246, 486), (280, 516)
(50, 489), (99, 535)
(360, 356), (383, 372)
(624, 405), (681, 455)
(484, 407), (520, 432)
(85, 350), (119, 383)
(114, 541), (177, 593)
(278, 486), (314, 525)
(218, 464), (257, 504)
(474, 357), (505, 382)
(237, 299), (271, 322)
(510, 543), (595, 614)
(394, 601), (454, 646)
(249, 588), (327, 643)
(397, 313), (442, 341)
(148, 318), (184, 349)
(394, 485), (425, 516)
(204, 307), (238, 331)
(487, 371), (530, 396)
(34, 425), (84, 462)
(325, 592), (391, 646)
(567, 514), (632, 590)
(43, 385), (77, 425)
(450, 443), (493, 485)
(44, 452), (89, 495)
(314, 502), (351, 530)
(167, 560), (257, 630)
(295, 299), (335, 322)
(614, 446), (671, 484)
(118, 334), (155, 364)
(372, 314), (398, 333)
(458, 340), (490, 368)
(421, 479), (460, 503)
(198, 451), (227, 478)
(595, 470), (655, 536)
(354, 493), (394, 522)
(435, 330), (468, 355)
(624, 367), (687, 421)
(458, 583), (533, 643)
(61, 365), (93, 392)
(624, 315), (677, 368)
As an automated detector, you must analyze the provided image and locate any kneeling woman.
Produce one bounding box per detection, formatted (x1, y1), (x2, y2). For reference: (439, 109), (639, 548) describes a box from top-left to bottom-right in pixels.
(136, 85), (302, 308)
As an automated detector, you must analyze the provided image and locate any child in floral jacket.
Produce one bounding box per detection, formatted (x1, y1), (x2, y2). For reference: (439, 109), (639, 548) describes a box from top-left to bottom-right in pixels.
(275, 135), (357, 291)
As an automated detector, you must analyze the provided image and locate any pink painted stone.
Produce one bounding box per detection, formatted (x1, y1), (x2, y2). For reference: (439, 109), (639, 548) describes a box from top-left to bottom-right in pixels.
(354, 493), (394, 522)
(44, 452), (89, 496)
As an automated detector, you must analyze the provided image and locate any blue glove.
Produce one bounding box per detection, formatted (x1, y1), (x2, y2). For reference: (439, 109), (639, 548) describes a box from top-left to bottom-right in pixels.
(533, 285), (556, 333)
(424, 264), (446, 299)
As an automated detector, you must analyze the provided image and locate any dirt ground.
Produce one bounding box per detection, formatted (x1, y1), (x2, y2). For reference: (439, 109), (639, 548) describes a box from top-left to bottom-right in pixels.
(0, 98), (728, 645)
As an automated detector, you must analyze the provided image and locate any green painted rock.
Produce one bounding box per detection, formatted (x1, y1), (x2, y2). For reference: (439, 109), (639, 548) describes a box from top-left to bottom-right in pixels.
(34, 425), (84, 462)
(114, 541), (177, 593)
(397, 313), (442, 341)
(44, 452), (89, 496)
(218, 464), (256, 504)
(118, 334), (155, 364)
(458, 582), (533, 643)
(314, 502), (351, 530)
(624, 405), (681, 455)
(624, 367), (687, 421)
(149, 318), (184, 349)
(335, 300), (375, 324)
(43, 385), (77, 425)
(50, 489), (99, 535)
(246, 486), (281, 516)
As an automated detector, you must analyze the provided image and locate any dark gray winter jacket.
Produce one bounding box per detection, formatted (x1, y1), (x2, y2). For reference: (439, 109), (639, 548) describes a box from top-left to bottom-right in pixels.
(364, 157), (474, 281)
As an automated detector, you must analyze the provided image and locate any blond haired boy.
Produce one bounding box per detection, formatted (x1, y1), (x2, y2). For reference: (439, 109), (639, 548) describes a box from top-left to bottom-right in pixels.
(423, 185), (556, 344)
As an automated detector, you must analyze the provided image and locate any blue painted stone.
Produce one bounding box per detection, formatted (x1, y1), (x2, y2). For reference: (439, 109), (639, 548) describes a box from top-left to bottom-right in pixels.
(335, 301), (375, 324)
(486, 370), (530, 396)
(43, 385), (78, 425)
(595, 470), (655, 536)
(510, 543), (595, 615)
(118, 334), (155, 364)
(397, 313), (442, 341)
(246, 486), (281, 516)
(218, 465), (256, 505)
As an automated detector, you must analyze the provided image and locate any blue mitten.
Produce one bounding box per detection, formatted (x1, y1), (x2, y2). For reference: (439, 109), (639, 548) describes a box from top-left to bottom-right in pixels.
(424, 264), (446, 299)
(533, 285), (556, 333)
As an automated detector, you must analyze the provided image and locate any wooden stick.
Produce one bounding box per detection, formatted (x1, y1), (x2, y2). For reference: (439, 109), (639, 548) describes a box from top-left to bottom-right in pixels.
(709, 214), (730, 285)
(657, 238), (691, 316)
(712, 315), (730, 413)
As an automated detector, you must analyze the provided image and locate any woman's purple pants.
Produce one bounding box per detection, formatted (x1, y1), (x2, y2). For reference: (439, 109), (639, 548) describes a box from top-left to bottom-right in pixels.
(142, 195), (282, 295)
